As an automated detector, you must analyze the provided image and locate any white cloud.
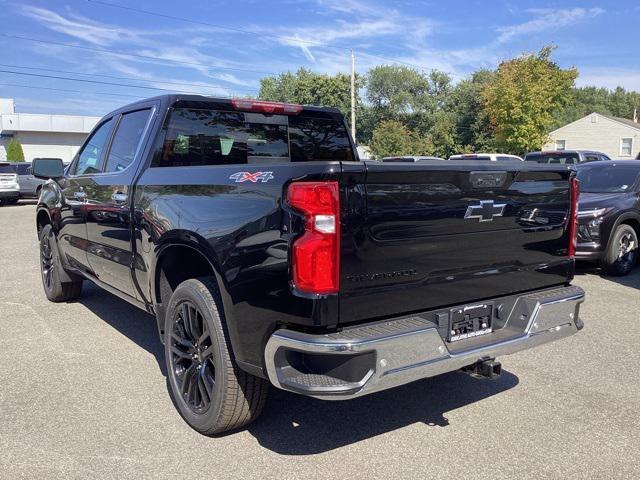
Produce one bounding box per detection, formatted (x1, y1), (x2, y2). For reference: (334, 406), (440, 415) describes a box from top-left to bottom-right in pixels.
(20, 5), (141, 46)
(497, 8), (605, 43)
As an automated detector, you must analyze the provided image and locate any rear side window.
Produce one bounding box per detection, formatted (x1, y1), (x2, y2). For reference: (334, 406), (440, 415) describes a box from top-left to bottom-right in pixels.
(105, 109), (151, 173)
(584, 154), (599, 162)
(153, 108), (353, 167)
(14, 164), (31, 175)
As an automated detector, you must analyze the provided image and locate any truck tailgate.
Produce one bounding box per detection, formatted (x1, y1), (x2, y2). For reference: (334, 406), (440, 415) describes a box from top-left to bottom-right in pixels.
(339, 161), (575, 324)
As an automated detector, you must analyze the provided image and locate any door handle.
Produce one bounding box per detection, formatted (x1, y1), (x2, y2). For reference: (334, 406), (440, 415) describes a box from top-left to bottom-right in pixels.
(111, 192), (128, 203)
(73, 191), (86, 200)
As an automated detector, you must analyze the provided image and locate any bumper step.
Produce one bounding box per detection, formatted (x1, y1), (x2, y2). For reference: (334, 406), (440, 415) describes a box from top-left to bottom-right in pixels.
(265, 285), (585, 399)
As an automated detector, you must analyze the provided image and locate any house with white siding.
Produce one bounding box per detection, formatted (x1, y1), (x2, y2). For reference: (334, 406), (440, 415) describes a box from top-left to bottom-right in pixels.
(544, 112), (640, 159)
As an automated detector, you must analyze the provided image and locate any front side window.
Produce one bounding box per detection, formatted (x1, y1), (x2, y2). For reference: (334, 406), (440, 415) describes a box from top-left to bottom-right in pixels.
(153, 108), (352, 167)
(72, 118), (114, 176)
(104, 109), (151, 173)
(621, 138), (633, 156)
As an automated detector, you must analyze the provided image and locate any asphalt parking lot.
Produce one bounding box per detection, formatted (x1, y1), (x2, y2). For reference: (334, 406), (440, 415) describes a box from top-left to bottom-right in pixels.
(1, 202), (639, 480)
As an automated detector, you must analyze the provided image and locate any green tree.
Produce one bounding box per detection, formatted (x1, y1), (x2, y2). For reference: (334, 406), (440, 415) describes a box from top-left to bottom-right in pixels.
(369, 119), (434, 159)
(482, 46), (577, 155)
(447, 69), (496, 151)
(6, 138), (25, 162)
(258, 68), (360, 128)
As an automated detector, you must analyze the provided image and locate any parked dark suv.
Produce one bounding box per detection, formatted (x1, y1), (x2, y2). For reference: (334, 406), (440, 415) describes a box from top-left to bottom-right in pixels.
(525, 150), (611, 164)
(575, 160), (640, 275)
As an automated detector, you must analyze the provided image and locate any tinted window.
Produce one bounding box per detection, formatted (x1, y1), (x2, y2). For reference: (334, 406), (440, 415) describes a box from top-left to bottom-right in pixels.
(288, 116), (353, 162)
(525, 152), (579, 164)
(154, 108), (352, 167)
(584, 155), (599, 162)
(577, 166), (640, 193)
(13, 163), (31, 175)
(72, 118), (114, 175)
(496, 156), (520, 162)
(0, 163), (14, 174)
(32, 159), (63, 177)
(105, 109), (151, 173)
(450, 155), (491, 161)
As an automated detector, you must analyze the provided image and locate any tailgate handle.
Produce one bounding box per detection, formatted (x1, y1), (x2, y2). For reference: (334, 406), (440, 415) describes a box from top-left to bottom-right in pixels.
(470, 171), (508, 188)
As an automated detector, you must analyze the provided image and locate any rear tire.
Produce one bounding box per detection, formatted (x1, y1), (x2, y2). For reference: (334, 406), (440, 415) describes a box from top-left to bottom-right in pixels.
(39, 224), (83, 302)
(164, 277), (268, 435)
(602, 224), (638, 276)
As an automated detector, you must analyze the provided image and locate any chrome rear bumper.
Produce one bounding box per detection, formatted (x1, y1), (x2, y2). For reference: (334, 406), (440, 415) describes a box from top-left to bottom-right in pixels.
(264, 285), (585, 399)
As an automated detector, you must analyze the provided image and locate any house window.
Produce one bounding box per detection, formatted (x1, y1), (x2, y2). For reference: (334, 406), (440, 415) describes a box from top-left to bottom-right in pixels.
(620, 138), (633, 156)
(555, 139), (566, 151)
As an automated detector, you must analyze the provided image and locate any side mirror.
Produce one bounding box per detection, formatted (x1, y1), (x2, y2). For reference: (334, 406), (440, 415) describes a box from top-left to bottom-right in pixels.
(32, 158), (65, 180)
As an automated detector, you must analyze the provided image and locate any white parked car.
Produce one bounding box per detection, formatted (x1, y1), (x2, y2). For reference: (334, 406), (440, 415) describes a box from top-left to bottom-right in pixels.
(448, 153), (523, 162)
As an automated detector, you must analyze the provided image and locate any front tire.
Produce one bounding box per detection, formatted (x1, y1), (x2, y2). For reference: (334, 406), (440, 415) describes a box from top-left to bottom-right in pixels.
(602, 224), (638, 276)
(165, 277), (268, 435)
(39, 224), (83, 302)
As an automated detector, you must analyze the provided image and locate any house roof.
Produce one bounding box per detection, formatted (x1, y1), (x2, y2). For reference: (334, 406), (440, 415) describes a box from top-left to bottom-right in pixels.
(549, 112), (640, 135)
(601, 114), (640, 130)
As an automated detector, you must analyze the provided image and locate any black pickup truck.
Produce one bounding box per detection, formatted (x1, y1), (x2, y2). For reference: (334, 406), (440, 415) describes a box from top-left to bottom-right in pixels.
(34, 95), (585, 434)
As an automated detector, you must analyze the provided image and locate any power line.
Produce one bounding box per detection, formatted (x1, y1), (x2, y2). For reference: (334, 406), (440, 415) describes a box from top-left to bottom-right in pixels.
(0, 33), (279, 76)
(86, 0), (350, 49)
(0, 69), (253, 97)
(85, 0), (450, 74)
(0, 63), (258, 94)
(0, 82), (141, 99)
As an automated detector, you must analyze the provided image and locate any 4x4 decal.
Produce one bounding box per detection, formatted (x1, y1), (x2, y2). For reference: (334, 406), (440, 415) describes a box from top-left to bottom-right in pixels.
(229, 171), (274, 183)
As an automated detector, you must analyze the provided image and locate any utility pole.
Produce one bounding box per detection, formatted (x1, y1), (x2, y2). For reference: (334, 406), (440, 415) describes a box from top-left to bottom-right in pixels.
(350, 49), (356, 143)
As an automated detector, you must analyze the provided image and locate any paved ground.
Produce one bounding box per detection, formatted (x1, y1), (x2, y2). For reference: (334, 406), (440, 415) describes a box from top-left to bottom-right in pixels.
(0, 202), (639, 480)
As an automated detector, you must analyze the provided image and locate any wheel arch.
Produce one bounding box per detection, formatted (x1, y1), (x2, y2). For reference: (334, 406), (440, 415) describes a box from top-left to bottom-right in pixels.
(151, 234), (233, 341)
(608, 212), (640, 250)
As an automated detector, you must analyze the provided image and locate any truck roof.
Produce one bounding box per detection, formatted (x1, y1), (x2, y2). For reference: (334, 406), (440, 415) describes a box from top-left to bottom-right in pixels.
(103, 94), (344, 120)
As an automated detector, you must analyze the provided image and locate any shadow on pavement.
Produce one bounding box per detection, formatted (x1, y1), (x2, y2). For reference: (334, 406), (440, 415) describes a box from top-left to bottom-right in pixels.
(575, 261), (640, 289)
(247, 369), (518, 455)
(78, 281), (166, 375)
(77, 282), (520, 452)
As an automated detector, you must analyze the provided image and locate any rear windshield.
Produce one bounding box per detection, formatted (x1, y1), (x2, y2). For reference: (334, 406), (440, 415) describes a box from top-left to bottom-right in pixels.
(382, 157), (416, 162)
(577, 166), (640, 193)
(153, 108), (353, 167)
(0, 164), (15, 174)
(525, 152), (579, 164)
(449, 155), (491, 161)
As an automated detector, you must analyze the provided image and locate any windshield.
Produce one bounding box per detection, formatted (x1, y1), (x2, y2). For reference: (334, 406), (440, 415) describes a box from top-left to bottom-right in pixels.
(449, 155), (491, 161)
(577, 166), (640, 193)
(155, 108), (353, 167)
(525, 152), (580, 164)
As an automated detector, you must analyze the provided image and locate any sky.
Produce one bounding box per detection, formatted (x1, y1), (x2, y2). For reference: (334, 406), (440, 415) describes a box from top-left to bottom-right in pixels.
(0, 0), (638, 116)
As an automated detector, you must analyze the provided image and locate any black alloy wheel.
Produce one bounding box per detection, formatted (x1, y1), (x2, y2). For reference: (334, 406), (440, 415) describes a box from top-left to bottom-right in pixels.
(40, 233), (55, 292)
(38, 224), (83, 302)
(168, 301), (216, 414)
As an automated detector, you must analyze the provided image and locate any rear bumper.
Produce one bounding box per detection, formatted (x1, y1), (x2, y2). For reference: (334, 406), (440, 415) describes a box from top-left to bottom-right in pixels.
(0, 189), (20, 199)
(265, 285), (584, 399)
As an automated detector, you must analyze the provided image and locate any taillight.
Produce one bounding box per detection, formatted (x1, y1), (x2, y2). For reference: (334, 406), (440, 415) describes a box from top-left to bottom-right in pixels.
(287, 182), (340, 294)
(231, 99), (303, 115)
(568, 176), (580, 259)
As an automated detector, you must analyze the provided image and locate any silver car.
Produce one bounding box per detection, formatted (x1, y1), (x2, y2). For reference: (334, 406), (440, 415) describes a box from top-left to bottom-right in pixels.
(0, 162), (20, 205)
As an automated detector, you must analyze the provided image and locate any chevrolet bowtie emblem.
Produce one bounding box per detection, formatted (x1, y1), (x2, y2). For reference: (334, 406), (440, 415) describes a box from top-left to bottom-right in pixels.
(464, 200), (506, 222)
